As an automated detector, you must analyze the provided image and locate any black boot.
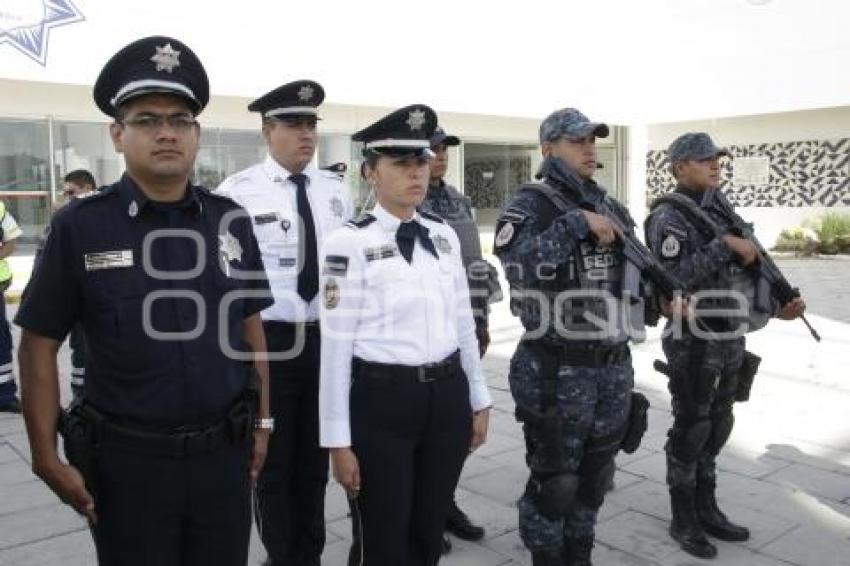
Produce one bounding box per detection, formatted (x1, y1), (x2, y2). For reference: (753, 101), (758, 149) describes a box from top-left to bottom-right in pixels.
(564, 536), (594, 566)
(696, 481), (750, 542)
(669, 487), (717, 559)
(445, 500), (485, 541)
(531, 545), (565, 566)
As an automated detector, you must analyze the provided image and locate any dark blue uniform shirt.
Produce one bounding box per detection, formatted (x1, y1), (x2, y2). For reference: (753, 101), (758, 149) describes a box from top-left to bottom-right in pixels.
(15, 174), (273, 425)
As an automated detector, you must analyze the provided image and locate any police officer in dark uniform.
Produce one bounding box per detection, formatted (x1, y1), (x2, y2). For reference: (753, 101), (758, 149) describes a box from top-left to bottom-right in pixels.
(645, 132), (806, 559)
(319, 105), (492, 565)
(15, 36), (274, 566)
(494, 108), (659, 565)
(419, 125), (499, 546)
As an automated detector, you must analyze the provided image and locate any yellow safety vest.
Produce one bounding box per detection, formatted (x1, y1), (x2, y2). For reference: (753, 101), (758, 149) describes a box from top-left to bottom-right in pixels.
(0, 201), (12, 284)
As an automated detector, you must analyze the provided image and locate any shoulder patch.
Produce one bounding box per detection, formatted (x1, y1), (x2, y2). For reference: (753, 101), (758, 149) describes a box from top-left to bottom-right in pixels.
(662, 223), (689, 240)
(498, 207), (529, 224)
(345, 213), (377, 229)
(419, 210), (445, 223)
(661, 234), (682, 258)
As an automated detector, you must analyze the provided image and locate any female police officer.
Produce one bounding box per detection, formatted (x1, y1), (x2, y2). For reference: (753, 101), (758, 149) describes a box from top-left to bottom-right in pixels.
(318, 104), (492, 565)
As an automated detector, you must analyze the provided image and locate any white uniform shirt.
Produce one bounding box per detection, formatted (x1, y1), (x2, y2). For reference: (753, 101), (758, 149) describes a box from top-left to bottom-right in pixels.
(216, 155), (354, 322)
(318, 203), (492, 447)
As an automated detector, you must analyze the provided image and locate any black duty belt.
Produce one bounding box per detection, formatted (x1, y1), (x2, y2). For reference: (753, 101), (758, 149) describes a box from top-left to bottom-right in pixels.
(353, 350), (462, 383)
(531, 341), (631, 368)
(76, 399), (254, 458)
(263, 320), (321, 333)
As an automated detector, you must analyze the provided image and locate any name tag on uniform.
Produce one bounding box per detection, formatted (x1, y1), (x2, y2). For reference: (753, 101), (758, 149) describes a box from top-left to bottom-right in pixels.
(365, 245), (398, 262)
(84, 250), (133, 271)
(254, 212), (280, 225)
(279, 257), (297, 268)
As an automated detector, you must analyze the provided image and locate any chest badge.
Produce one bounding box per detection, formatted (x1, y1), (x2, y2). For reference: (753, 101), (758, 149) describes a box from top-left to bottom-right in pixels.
(219, 230), (243, 276)
(432, 234), (452, 254)
(329, 196), (345, 219)
(661, 234), (681, 258)
(324, 278), (341, 310)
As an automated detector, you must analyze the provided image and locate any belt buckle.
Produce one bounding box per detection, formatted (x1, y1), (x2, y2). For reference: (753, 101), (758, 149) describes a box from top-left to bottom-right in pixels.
(417, 365), (436, 383)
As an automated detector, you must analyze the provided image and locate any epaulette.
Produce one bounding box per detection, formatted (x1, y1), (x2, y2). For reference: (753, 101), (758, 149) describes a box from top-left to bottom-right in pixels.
(320, 162), (347, 180)
(345, 213), (376, 229)
(419, 210), (445, 223)
(74, 184), (115, 206)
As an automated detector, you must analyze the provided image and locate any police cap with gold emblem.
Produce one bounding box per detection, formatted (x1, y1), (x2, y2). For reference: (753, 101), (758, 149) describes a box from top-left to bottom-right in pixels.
(248, 80), (325, 120)
(353, 104), (438, 158)
(94, 36), (209, 118)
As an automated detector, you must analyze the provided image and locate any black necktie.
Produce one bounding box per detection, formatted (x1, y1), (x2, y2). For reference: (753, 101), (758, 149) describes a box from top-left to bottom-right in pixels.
(292, 173), (318, 302)
(396, 220), (438, 264)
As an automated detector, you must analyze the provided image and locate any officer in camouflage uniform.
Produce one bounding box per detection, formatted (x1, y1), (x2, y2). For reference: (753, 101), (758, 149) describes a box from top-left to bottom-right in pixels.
(495, 108), (653, 565)
(645, 133), (806, 559)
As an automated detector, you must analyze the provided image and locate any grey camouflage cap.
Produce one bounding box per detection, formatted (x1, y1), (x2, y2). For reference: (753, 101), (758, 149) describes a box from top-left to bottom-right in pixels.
(667, 132), (730, 162)
(539, 108), (609, 143)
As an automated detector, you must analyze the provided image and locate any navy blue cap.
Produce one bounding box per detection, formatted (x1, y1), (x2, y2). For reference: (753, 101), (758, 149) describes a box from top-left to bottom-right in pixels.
(667, 132), (730, 162)
(539, 108), (609, 143)
(430, 126), (460, 148)
(248, 80), (324, 119)
(353, 104), (438, 157)
(94, 36), (209, 117)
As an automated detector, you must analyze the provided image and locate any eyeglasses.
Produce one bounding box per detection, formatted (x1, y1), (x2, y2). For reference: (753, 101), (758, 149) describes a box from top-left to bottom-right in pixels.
(119, 112), (198, 133)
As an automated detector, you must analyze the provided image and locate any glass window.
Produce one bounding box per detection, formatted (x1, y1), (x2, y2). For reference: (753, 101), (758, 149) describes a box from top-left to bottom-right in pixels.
(0, 119), (50, 244)
(463, 142), (541, 228)
(195, 128), (265, 189)
(53, 120), (123, 193)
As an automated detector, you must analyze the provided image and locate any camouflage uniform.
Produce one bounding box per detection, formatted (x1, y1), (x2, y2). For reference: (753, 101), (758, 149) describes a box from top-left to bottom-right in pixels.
(645, 132), (769, 558)
(419, 181), (491, 327)
(495, 108), (647, 564)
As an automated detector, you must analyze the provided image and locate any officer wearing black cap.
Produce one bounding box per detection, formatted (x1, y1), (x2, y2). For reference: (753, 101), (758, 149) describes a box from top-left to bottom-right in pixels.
(418, 124), (500, 546)
(319, 104), (492, 565)
(645, 132), (806, 559)
(494, 108), (661, 565)
(216, 79), (354, 566)
(15, 36), (273, 566)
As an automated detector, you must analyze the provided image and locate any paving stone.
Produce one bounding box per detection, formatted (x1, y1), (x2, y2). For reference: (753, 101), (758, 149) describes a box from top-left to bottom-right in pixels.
(763, 462), (850, 503)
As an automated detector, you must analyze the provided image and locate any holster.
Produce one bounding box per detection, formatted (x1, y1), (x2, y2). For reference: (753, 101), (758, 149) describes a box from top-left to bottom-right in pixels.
(734, 350), (762, 402)
(57, 402), (98, 501)
(620, 391), (649, 454)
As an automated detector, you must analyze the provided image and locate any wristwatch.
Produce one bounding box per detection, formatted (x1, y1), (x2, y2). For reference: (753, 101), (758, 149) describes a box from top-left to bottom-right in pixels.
(254, 417), (275, 432)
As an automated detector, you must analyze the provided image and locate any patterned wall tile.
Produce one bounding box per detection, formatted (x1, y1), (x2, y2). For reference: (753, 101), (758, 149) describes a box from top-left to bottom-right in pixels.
(646, 137), (850, 207)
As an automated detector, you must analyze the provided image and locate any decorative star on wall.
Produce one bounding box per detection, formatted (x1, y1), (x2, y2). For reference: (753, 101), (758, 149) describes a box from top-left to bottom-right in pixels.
(0, 0), (85, 66)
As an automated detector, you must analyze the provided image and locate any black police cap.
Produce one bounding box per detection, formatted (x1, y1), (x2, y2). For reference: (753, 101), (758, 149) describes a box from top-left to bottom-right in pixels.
(430, 126), (460, 148)
(93, 36), (209, 118)
(353, 104), (438, 157)
(248, 80), (325, 119)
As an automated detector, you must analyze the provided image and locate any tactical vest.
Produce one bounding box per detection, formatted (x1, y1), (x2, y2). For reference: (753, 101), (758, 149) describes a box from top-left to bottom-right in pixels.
(419, 184), (482, 268)
(649, 192), (771, 333)
(515, 183), (643, 345)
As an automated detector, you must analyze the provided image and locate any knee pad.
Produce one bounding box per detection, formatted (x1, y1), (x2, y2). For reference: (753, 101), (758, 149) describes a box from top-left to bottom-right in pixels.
(576, 433), (619, 508)
(577, 458), (615, 509)
(706, 411), (734, 454)
(528, 471), (580, 521)
(668, 419), (711, 461)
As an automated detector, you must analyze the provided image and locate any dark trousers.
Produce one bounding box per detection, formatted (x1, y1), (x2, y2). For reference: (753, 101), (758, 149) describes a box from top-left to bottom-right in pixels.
(0, 292), (16, 403)
(91, 442), (252, 566)
(348, 361), (472, 565)
(257, 321), (328, 565)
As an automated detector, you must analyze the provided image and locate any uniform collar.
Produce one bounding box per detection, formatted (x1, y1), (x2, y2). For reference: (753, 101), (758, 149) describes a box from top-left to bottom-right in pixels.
(117, 173), (203, 220)
(263, 154), (315, 185)
(372, 202), (421, 232)
(675, 184), (711, 206)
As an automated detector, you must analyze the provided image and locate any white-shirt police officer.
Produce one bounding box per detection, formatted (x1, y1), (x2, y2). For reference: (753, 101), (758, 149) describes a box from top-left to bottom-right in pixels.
(216, 80), (353, 565)
(319, 104), (491, 565)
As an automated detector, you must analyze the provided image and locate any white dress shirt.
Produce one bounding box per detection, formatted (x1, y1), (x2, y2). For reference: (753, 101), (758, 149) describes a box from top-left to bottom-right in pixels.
(318, 203), (492, 447)
(216, 155), (354, 322)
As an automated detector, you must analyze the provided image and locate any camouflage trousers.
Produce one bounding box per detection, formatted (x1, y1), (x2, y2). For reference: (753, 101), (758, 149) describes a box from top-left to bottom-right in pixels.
(662, 331), (746, 489)
(509, 341), (633, 550)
